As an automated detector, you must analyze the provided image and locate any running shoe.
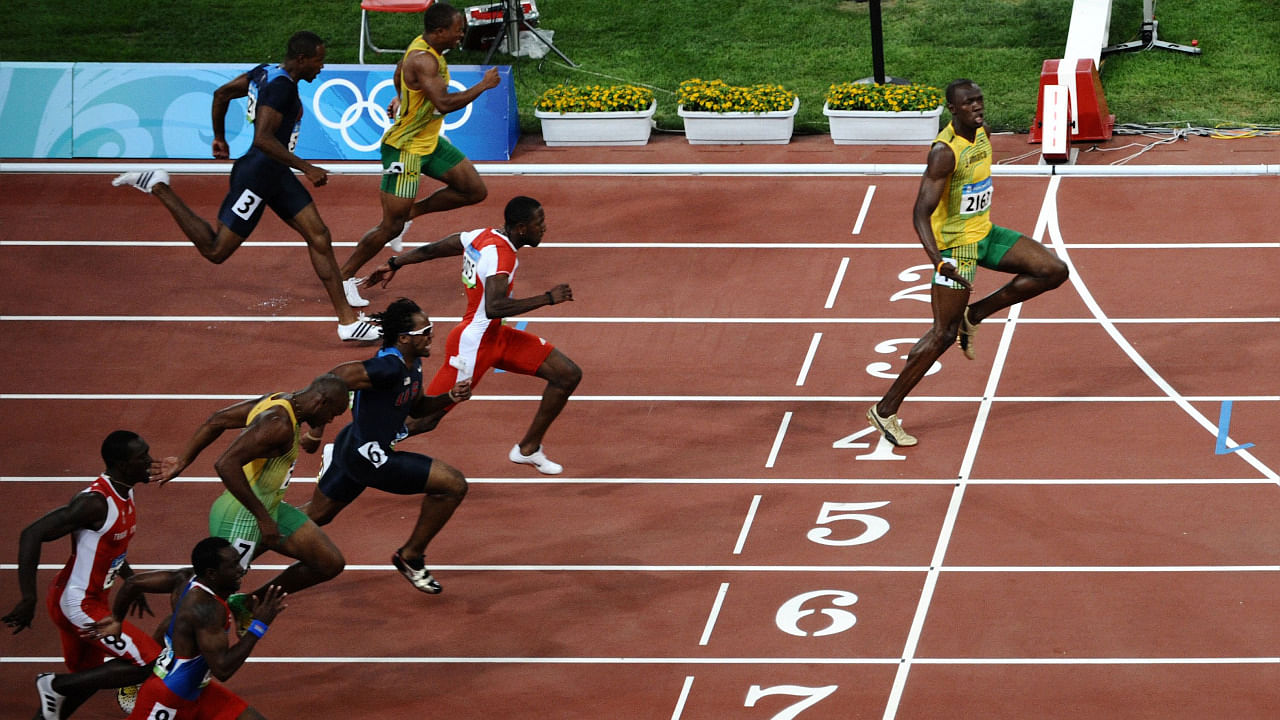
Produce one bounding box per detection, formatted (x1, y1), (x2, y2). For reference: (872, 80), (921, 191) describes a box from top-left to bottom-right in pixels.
(391, 550), (442, 594)
(508, 444), (563, 475)
(389, 220), (412, 252)
(35, 672), (64, 720)
(226, 592), (253, 637)
(337, 316), (381, 342)
(957, 307), (978, 360)
(111, 170), (170, 194)
(866, 404), (918, 447)
(117, 683), (142, 714)
(342, 277), (370, 308)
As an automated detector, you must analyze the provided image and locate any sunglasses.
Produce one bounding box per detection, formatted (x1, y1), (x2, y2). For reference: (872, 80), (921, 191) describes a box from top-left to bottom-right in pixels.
(403, 322), (433, 336)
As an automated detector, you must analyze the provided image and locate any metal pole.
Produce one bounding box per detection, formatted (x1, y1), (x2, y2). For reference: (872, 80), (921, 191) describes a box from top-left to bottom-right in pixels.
(869, 0), (886, 84)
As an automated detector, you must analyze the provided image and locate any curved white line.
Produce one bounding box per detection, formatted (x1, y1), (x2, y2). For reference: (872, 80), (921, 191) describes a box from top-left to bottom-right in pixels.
(1043, 178), (1278, 483)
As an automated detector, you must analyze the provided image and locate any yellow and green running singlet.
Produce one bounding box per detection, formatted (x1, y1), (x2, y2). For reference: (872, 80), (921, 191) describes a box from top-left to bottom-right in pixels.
(229, 393), (299, 515)
(930, 124), (994, 250)
(381, 36), (449, 155)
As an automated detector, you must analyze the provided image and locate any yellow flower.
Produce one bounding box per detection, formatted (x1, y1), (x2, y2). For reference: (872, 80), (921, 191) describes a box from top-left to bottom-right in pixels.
(535, 84), (655, 113)
(676, 78), (796, 113)
(825, 82), (942, 111)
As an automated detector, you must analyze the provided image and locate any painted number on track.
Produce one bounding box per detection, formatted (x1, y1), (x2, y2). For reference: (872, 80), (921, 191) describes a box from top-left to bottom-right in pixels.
(744, 684), (839, 720)
(775, 590), (859, 637)
(806, 501), (890, 546)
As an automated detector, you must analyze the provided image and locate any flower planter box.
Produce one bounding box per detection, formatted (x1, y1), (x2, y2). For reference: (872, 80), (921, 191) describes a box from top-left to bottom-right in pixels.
(534, 101), (657, 146)
(823, 103), (943, 145)
(678, 98), (799, 145)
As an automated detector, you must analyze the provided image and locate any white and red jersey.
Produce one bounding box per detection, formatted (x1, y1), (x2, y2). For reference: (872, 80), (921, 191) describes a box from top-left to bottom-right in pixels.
(50, 474), (137, 626)
(453, 227), (520, 378)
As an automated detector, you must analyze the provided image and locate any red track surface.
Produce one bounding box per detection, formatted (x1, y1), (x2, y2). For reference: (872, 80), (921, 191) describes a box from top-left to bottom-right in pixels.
(2, 133), (1278, 718)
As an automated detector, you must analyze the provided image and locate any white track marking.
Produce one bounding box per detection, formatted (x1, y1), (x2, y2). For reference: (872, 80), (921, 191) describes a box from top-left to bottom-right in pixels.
(1040, 181), (1279, 484)
(884, 175), (1061, 720)
(5, 476), (1276, 486)
(5, 315), (1272, 325)
(9, 563), (1277, 573)
(765, 412), (792, 468)
(733, 495), (763, 555)
(795, 333), (822, 386)
(823, 258), (851, 309)
(698, 583), (731, 645)
(852, 185), (877, 234)
(670, 676), (695, 720)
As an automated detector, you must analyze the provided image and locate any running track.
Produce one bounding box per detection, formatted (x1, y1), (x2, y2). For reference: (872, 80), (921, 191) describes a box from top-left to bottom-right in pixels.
(2, 135), (1278, 719)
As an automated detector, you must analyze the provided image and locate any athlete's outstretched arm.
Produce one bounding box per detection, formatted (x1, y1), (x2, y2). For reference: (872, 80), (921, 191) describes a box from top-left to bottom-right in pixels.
(160, 398), (260, 483)
(364, 233), (465, 287)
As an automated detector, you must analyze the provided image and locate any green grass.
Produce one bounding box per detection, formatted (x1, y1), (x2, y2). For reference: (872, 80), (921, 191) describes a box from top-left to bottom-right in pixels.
(3, 0), (1276, 133)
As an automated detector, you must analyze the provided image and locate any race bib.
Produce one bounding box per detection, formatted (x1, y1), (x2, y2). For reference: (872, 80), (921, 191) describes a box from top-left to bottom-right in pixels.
(357, 441), (389, 468)
(231, 538), (257, 570)
(461, 246), (480, 289)
(231, 189), (263, 221)
(960, 177), (992, 216)
(103, 552), (126, 589)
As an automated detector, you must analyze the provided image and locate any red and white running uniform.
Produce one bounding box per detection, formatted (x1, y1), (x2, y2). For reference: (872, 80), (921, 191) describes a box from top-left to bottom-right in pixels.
(47, 475), (160, 670)
(427, 228), (554, 395)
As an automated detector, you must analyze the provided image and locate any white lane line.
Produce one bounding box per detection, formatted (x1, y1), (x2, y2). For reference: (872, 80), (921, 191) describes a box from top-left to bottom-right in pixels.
(884, 174), (1061, 720)
(4, 240), (1275, 249)
(1042, 181), (1280, 485)
(733, 495), (763, 554)
(824, 257), (851, 309)
(7, 394), (1273, 403)
(7, 563), (1259, 573)
(795, 333), (823, 386)
(5, 655), (1276, 665)
(671, 675), (695, 720)
(765, 412), (793, 468)
(7, 476), (1277, 486)
(852, 184), (877, 234)
(4, 315), (1274, 325)
(698, 583), (731, 646)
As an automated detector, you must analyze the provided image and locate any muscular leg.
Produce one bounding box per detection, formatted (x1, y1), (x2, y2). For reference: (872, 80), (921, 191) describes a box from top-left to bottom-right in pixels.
(150, 183), (247, 263)
(249, 520), (345, 597)
(396, 459), (468, 565)
(408, 159), (487, 220)
(284, 204), (360, 325)
(516, 349), (582, 455)
(49, 658), (152, 717)
(299, 486), (351, 528)
(876, 285), (970, 417)
(340, 192), (414, 279)
(967, 236), (1069, 323)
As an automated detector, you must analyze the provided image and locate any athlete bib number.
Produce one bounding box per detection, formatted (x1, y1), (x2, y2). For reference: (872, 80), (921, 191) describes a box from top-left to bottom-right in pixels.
(103, 552), (127, 589)
(231, 189), (263, 221)
(960, 177), (992, 215)
(357, 441), (390, 468)
(461, 247), (479, 289)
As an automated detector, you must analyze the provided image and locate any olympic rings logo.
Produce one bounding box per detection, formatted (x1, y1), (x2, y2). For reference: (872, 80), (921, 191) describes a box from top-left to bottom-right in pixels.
(311, 76), (475, 153)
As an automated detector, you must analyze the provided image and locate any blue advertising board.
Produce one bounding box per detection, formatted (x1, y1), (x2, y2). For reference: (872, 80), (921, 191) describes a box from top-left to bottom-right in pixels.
(0, 62), (518, 161)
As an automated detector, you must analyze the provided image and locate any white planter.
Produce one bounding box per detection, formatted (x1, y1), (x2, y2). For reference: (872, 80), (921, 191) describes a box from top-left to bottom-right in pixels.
(678, 98), (799, 145)
(535, 101), (656, 146)
(823, 102), (943, 145)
